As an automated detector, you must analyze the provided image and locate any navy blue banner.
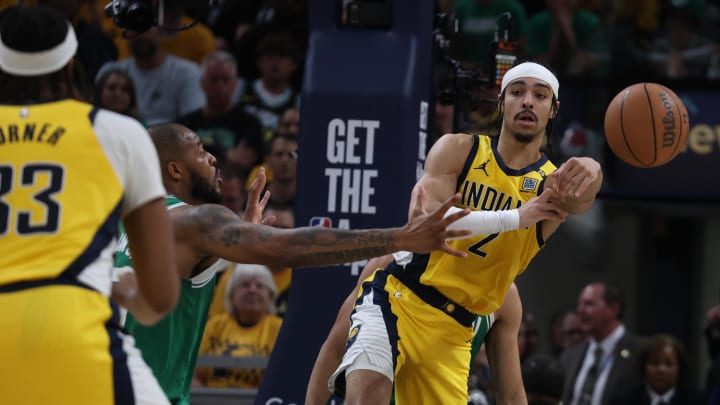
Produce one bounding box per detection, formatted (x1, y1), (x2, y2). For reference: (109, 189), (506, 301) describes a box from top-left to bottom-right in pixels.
(255, 1), (436, 404)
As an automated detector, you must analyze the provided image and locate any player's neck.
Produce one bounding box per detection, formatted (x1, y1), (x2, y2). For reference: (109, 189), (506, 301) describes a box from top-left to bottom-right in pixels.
(164, 185), (200, 206)
(496, 132), (544, 169)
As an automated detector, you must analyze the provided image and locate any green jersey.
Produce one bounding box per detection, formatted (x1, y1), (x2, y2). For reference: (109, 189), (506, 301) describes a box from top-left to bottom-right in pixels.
(115, 195), (225, 405)
(469, 313), (494, 364)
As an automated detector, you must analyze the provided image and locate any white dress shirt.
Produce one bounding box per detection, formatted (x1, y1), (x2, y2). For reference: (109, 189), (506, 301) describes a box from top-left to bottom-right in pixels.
(648, 386), (676, 405)
(571, 325), (626, 405)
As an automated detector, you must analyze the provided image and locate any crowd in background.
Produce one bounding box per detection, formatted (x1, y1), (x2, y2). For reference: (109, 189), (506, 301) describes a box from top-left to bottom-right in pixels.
(3, 0), (720, 402)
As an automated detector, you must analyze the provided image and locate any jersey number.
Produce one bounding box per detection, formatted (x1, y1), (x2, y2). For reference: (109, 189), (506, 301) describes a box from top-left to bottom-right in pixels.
(0, 163), (64, 235)
(468, 233), (499, 257)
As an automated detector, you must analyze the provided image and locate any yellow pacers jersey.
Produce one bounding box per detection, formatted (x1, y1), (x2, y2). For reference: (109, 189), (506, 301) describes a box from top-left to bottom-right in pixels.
(198, 312), (283, 388)
(0, 100), (122, 286)
(417, 134), (556, 315)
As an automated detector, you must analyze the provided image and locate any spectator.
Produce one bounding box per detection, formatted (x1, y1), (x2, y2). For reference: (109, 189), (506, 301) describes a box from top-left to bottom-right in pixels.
(214, 0), (308, 82)
(452, 0), (528, 67)
(177, 51), (265, 173)
(195, 264), (282, 389)
(240, 32), (302, 142)
(276, 107), (300, 138)
(523, 354), (565, 405)
(648, 1), (713, 79)
(622, 334), (705, 405)
(604, 0), (659, 83)
(93, 68), (141, 121)
(96, 27), (205, 125)
(262, 133), (298, 208)
(560, 281), (646, 405)
(219, 162), (249, 215)
(526, 0), (606, 78)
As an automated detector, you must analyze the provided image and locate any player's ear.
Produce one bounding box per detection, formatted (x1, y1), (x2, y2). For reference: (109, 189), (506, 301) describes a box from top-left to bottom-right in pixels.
(550, 100), (560, 118)
(167, 161), (182, 181)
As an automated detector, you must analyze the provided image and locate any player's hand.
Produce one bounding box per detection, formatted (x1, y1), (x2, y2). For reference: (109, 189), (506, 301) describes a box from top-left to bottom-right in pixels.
(243, 167), (271, 225)
(518, 188), (568, 227)
(399, 186), (471, 257)
(549, 157), (602, 199)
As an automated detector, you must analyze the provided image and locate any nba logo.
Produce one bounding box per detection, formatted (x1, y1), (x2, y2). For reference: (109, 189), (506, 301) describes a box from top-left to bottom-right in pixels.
(310, 217), (332, 227)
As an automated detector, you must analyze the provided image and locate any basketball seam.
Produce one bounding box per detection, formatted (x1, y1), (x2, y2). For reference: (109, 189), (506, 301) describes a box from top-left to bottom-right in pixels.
(619, 89), (648, 167)
(644, 83), (658, 167)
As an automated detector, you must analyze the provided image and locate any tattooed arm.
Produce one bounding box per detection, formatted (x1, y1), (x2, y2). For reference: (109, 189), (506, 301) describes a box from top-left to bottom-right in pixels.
(173, 191), (471, 268)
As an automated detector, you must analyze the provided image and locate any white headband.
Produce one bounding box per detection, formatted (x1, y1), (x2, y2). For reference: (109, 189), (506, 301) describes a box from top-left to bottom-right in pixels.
(0, 22), (78, 76)
(500, 62), (559, 99)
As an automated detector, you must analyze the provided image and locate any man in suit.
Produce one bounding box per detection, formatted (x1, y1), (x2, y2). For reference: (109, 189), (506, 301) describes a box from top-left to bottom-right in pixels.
(560, 281), (646, 405)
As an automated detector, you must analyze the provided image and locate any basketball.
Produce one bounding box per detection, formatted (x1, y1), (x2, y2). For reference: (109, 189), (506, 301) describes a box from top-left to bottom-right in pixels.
(603, 83), (690, 168)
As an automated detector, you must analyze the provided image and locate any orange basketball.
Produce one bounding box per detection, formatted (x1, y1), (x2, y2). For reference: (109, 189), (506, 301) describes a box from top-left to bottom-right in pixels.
(603, 83), (690, 168)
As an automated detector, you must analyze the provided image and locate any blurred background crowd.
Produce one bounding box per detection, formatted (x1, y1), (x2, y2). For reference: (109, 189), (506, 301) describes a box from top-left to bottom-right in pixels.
(3, 0), (720, 403)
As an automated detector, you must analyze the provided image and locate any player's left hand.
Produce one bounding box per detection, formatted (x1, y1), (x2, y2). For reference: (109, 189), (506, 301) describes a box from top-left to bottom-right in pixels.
(243, 167), (273, 225)
(549, 157), (602, 199)
(400, 186), (471, 257)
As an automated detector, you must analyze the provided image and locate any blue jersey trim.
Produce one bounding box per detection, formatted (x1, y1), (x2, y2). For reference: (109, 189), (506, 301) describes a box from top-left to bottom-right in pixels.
(107, 300), (135, 405)
(456, 135), (480, 192)
(60, 198), (123, 280)
(88, 106), (100, 124)
(491, 136), (550, 176)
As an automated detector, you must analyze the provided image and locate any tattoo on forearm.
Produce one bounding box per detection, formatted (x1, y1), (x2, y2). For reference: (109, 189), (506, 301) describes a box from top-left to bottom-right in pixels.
(190, 204), (399, 267)
(192, 204), (272, 247)
(278, 228), (394, 267)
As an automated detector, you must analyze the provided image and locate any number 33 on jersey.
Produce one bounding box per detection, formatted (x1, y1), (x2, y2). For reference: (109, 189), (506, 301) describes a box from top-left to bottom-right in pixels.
(0, 101), (125, 285)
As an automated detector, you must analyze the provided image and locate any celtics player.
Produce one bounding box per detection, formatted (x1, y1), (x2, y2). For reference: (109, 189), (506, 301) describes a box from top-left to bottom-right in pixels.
(306, 255), (526, 404)
(113, 122), (481, 405)
(332, 62), (603, 404)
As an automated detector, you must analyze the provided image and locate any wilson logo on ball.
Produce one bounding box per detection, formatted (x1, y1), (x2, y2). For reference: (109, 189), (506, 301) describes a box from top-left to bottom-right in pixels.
(659, 92), (676, 148)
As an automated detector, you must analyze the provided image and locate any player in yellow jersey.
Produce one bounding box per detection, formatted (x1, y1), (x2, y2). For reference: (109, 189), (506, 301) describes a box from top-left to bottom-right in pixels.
(0, 5), (179, 405)
(306, 254), (528, 405)
(332, 62), (603, 404)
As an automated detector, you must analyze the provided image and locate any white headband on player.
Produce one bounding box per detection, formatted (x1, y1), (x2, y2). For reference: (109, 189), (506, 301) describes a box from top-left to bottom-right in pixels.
(500, 62), (560, 99)
(0, 22), (77, 76)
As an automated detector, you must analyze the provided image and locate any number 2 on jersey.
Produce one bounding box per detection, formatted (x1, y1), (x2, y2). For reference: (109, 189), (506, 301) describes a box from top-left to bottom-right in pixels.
(0, 163), (65, 235)
(468, 233), (499, 257)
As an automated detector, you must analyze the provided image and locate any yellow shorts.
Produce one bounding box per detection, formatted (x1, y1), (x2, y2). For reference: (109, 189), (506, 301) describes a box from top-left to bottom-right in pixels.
(332, 269), (474, 405)
(0, 283), (168, 405)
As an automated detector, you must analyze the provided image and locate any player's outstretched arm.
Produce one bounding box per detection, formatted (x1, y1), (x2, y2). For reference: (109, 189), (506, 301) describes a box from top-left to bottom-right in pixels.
(444, 188), (567, 239)
(305, 255), (394, 405)
(173, 193), (470, 268)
